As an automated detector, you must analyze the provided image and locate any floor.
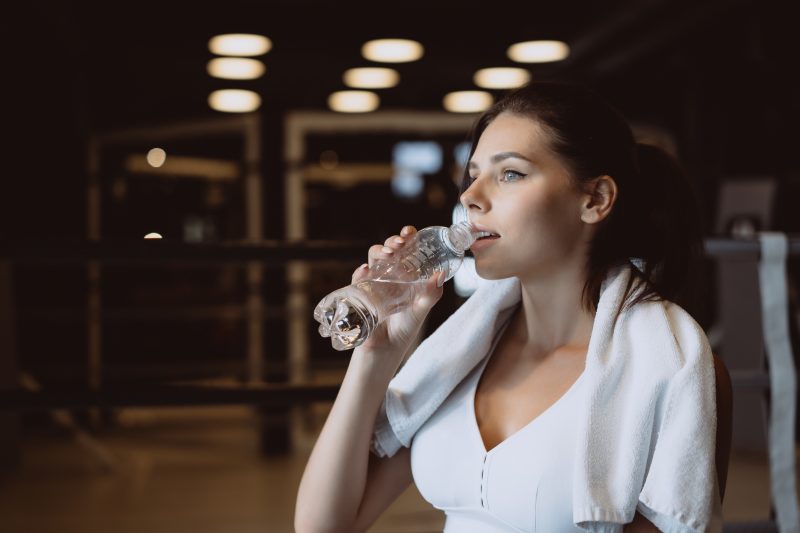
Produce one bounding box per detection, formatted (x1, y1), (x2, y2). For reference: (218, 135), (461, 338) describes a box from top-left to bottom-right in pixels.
(0, 404), (785, 533)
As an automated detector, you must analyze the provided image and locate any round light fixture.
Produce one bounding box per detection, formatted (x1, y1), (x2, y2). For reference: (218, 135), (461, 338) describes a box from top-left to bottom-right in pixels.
(473, 67), (531, 89)
(343, 67), (400, 89)
(208, 34), (272, 57)
(507, 40), (569, 63)
(144, 233), (163, 240)
(443, 91), (493, 113)
(146, 148), (167, 167)
(207, 57), (265, 80)
(208, 89), (262, 113)
(328, 90), (380, 113)
(361, 39), (424, 63)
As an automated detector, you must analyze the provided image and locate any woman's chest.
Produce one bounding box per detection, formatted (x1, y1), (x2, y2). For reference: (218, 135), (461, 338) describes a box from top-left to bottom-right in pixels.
(474, 341), (588, 452)
(409, 356), (586, 532)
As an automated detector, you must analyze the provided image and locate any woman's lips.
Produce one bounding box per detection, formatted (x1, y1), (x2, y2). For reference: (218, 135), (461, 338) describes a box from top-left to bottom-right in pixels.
(470, 235), (500, 251)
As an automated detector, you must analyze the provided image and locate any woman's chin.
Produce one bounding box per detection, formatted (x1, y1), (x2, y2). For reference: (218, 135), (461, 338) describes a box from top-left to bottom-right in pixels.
(473, 263), (512, 281)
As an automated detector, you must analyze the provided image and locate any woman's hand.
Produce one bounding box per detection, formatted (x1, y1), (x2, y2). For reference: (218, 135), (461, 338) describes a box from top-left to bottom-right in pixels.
(351, 225), (446, 356)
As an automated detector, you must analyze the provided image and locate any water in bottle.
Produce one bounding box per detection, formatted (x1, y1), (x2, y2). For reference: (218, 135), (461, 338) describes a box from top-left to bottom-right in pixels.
(314, 221), (480, 350)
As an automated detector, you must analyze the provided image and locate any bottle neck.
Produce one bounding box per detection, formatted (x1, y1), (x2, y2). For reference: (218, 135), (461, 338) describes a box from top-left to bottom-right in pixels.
(446, 221), (477, 253)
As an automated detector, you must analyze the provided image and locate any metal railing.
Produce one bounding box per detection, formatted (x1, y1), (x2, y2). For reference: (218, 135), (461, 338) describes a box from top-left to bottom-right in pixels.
(0, 235), (797, 412)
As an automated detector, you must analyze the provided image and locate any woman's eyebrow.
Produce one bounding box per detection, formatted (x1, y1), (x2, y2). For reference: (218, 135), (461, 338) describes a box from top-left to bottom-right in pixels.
(468, 151), (533, 170)
(491, 151), (533, 164)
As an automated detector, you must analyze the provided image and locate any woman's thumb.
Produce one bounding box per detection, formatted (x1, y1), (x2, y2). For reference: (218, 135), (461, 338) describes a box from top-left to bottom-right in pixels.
(351, 263), (369, 284)
(414, 271), (445, 311)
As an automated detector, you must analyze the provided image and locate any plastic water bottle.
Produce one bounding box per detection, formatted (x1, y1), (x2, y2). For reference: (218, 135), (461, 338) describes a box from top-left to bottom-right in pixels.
(314, 221), (479, 351)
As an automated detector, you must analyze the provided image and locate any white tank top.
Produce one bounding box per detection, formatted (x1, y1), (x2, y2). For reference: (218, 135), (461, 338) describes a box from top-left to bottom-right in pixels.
(410, 312), (587, 533)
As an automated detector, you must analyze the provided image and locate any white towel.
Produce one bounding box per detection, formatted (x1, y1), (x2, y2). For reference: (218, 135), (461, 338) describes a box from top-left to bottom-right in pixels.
(372, 262), (721, 532)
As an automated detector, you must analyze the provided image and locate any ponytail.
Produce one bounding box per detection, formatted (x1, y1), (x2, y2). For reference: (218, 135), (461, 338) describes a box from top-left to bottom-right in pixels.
(620, 143), (705, 313)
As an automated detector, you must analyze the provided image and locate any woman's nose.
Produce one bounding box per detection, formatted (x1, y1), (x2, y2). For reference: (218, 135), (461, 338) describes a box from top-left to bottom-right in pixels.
(460, 178), (487, 211)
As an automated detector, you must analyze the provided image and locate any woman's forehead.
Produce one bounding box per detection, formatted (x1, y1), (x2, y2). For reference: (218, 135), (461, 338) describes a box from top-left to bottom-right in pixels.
(474, 113), (552, 159)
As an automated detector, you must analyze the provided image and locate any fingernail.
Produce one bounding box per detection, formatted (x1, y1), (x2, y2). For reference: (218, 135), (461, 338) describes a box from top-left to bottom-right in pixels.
(381, 246), (394, 254)
(359, 263), (368, 270)
(393, 237), (404, 244)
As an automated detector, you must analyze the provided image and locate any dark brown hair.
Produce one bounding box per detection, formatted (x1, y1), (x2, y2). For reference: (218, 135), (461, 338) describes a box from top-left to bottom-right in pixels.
(460, 82), (704, 314)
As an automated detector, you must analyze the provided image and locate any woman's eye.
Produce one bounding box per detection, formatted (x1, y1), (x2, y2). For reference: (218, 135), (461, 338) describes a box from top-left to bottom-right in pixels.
(501, 169), (525, 182)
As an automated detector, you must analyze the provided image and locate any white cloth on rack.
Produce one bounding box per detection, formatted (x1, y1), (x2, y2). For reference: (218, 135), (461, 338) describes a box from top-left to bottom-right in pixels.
(758, 232), (800, 533)
(372, 262), (721, 532)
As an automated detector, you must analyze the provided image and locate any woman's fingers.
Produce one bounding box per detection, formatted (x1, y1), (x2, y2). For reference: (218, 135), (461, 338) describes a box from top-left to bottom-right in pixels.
(351, 263), (370, 284)
(384, 225), (416, 250)
(367, 244), (388, 268)
(383, 235), (405, 248)
(355, 226), (419, 282)
(400, 225), (416, 237)
(373, 226), (417, 263)
(377, 235), (404, 259)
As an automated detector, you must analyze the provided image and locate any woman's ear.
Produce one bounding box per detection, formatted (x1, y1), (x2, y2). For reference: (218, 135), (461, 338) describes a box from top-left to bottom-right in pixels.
(580, 175), (617, 224)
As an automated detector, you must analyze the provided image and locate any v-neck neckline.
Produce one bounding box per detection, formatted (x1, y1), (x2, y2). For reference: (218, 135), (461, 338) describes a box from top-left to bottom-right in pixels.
(468, 342), (586, 455)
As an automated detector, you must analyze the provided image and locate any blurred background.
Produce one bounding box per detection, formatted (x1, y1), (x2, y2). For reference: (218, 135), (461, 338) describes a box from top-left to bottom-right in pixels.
(0, 0), (798, 531)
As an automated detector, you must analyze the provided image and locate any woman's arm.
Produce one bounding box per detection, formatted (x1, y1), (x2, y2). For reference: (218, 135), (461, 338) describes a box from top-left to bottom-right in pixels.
(295, 226), (444, 533)
(623, 512), (660, 532)
(294, 346), (412, 533)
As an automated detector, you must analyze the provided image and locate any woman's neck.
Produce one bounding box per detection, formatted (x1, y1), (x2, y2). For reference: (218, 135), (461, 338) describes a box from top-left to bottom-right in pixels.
(514, 261), (595, 358)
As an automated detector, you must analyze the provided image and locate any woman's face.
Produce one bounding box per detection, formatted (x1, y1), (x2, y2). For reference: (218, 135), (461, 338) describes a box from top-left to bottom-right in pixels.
(460, 112), (591, 281)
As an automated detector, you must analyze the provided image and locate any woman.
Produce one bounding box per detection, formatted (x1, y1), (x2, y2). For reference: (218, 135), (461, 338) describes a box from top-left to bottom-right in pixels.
(295, 82), (720, 532)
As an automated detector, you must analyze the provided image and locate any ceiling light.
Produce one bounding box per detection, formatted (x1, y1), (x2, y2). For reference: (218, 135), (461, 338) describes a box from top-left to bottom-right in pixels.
(146, 148), (167, 167)
(473, 67), (531, 89)
(507, 40), (569, 63)
(144, 233), (163, 240)
(343, 67), (400, 89)
(208, 89), (262, 113)
(443, 91), (493, 113)
(328, 91), (380, 113)
(208, 34), (272, 57)
(361, 39), (424, 63)
(207, 57), (265, 80)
